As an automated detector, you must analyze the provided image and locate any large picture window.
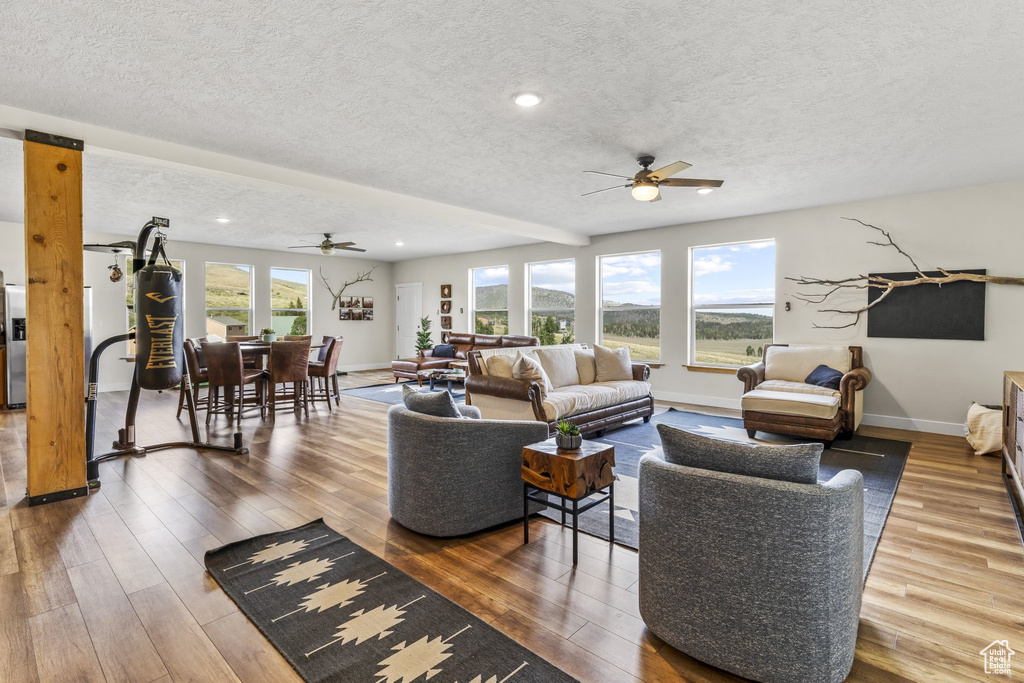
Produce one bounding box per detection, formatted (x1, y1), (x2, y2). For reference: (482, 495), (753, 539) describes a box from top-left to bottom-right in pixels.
(271, 267), (311, 335)
(205, 262), (254, 336)
(599, 251), (661, 360)
(471, 266), (509, 335)
(690, 239), (775, 367)
(528, 259), (575, 345)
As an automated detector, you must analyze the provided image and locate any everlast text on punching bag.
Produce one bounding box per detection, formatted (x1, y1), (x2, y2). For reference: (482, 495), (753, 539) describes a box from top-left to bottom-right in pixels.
(134, 260), (184, 390)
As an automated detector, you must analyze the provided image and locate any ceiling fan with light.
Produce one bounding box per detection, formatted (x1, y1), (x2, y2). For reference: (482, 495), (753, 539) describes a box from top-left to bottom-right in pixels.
(583, 155), (724, 202)
(288, 233), (366, 255)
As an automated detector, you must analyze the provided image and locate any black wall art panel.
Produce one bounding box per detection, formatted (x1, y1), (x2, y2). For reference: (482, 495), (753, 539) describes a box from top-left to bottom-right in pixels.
(867, 269), (986, 340)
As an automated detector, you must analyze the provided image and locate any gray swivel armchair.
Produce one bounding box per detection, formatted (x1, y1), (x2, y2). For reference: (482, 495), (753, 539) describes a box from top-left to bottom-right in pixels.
(638, 427), (864, 683)
(387, 404), (549, 537)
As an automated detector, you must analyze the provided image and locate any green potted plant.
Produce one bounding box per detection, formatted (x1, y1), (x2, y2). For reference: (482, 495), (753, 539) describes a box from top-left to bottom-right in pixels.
(555, 419), (582, 451)
(261, 327), (277, 343)
(415, 316), (434, 355)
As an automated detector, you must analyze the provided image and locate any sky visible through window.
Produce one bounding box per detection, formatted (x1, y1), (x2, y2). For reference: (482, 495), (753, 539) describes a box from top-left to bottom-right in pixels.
(601, 252), (661, 306)
(530, 260), (576, 295)
(692, 240), (775, 314)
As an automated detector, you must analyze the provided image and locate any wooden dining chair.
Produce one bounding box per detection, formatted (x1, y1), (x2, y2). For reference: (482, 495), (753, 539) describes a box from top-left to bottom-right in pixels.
(267, 340), (311, 417)
(308, 336), (343, 411)
(176, 338), (210, 418)
(227, 335), (261, 368)
(202, 341), (267, 426)
(281, 335), (313, 341)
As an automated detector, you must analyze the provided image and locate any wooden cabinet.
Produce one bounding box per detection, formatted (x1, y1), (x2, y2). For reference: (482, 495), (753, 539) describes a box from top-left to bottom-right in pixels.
(1003, 372), (1024, 519)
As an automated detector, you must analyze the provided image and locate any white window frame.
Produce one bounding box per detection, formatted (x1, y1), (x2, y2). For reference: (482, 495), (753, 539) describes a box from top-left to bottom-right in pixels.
(688, 239), (775, 368)
(469, 265), (509, 335)
(527, 258), (575, 343)
(270, 267), (312, 336)
(598, 250), (662, 362)
(204, 261), (255, 336)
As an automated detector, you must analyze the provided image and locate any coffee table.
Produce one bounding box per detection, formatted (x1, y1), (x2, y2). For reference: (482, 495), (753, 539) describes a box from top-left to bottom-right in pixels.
(416, 367), (467, 392)
(521, 438), (616, 564)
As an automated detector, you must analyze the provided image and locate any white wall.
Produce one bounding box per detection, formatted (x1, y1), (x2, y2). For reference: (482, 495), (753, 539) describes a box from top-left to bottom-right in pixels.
(393, 179), (1024, 435)
(0, 222), (394, 391)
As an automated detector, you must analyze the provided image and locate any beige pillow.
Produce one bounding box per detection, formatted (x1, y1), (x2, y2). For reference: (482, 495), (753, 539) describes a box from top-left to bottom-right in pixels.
(594, 344), (633, 382)
(574, 349), (597, 385)
(486, 354), (515, 378)
(765, 345), (852, 382)
(513, 353), (554, 396)
(965, 402), (1002, 455)
(536, 347), (580, 388)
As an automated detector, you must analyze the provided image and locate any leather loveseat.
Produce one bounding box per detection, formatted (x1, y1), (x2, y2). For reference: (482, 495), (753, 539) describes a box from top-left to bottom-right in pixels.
(392, 333), (538, 382)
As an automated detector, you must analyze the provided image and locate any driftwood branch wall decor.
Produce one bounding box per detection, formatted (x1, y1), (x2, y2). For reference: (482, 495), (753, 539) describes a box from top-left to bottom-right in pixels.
(788, 218), (1024, 330)
(319, 264), (378, 310)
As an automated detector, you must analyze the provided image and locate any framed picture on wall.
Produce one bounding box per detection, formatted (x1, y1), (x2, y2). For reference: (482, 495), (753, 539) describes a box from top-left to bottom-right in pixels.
(339, 309), (352, 320)
(441, 331), (450, 343)
(364, 309), (374, 321)
(362, 297), (373, 309)
(351, 310), (363, 321)
(440, 300), (451, 314)
(440, 284), (452, 298)
(441, 316), (452, 330)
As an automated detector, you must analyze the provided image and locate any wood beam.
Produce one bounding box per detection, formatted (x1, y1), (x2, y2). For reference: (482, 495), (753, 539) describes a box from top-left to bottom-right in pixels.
(23, 130), (88, 505)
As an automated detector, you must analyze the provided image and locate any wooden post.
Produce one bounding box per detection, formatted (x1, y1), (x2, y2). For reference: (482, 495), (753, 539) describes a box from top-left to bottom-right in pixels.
(23, 130), (88, 505)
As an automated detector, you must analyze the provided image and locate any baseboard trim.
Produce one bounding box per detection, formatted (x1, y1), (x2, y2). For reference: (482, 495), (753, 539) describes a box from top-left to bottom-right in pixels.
(860, 413), (964, 436)
(652, 391), (741, 411)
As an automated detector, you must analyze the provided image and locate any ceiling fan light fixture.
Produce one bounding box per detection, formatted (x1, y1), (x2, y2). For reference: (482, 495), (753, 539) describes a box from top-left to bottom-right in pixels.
(697, 188), (714, 195)
(320, 245), (336, 256)
(631, 182), (660, 202)
(512, 92), (542, 107)
(216, 217), (231, 223)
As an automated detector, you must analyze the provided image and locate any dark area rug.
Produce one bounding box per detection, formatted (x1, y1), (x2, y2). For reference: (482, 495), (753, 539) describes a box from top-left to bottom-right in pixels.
(540, 408), (910, 579)
(340, 381), (466, 405)
(206, 519), (577, 683)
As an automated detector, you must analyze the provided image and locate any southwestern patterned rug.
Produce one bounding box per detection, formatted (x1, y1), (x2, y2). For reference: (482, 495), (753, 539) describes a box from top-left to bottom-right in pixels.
(205, 520), (576, 683)
(539, 408), (911, 579)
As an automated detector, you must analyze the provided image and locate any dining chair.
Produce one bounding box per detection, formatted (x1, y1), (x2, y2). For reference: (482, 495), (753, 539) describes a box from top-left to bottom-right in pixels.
(308, 336), (343, 411)
(267, 339), (311, 417)
(176, 338), (209, 418)
(282, 335), (313, 341)
(202, 341), (267, 426)
(227, 335), (261, 368)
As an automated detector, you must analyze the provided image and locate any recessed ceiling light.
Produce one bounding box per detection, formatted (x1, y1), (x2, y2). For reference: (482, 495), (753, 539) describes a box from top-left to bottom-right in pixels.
(697, 188), (714, 195)
(512, 92), (542, 107)
(216, 217), (231, 223)
(394, 241), (404, 246)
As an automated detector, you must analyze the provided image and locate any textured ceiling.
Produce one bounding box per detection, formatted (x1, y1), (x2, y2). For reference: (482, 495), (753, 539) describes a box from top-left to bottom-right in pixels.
(2, 1), (1024, 255)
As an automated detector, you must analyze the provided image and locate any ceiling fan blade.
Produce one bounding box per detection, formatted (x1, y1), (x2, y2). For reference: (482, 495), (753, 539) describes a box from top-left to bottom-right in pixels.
(288, 245), (318, 249)
(584, 170), (633, 180)
(581, 184), (631, 197)
(658, 178), (724, 188)
(329, 241), (356, 248)
(648, 191), (662, 203)
(339, 246), (367, 252)
(648, 161), (692, 181)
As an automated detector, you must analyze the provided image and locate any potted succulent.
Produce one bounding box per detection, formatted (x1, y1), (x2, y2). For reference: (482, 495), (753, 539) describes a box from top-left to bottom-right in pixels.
(555, 419), (582, 451)
(261, 327), (277, 343)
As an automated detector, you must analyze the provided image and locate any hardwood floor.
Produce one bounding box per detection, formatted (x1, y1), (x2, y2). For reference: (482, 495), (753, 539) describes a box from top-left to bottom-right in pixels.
(1, 370), (1022, 682)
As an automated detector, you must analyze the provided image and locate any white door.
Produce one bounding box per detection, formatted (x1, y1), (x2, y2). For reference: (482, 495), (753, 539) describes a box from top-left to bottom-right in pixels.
(395, 282), (422, 359)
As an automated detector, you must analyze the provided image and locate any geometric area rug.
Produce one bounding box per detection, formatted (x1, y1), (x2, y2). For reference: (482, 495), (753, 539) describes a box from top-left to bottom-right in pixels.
(206, 519), (578, 683)
(539, 408), (911, 580)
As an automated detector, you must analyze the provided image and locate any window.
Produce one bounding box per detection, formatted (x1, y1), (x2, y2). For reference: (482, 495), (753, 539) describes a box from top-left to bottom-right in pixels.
(271, 267), (311, 335)
(205, 262), (254, 336)
(599, 251), (661, 360)
(470, 266), (509, 335)
(127, 257), (184, 331)
(528, 259), (575, 345)
(690, 239), (775, 367)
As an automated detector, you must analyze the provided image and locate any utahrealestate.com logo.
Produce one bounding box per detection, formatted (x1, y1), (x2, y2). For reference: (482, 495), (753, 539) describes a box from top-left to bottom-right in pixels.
(980, 640), (1014, 675)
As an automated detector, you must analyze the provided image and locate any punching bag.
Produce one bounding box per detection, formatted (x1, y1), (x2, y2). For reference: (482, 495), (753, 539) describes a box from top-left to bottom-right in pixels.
(134, 253), (184, 390)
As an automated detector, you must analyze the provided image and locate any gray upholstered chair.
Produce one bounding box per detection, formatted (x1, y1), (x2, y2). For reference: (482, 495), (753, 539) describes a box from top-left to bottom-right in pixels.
(638, 433), (864, 683)
(387, 404), (549, 537)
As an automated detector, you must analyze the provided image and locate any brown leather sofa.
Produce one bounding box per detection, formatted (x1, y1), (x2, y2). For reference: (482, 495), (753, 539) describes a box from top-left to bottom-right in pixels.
(392, 333), (538, 382)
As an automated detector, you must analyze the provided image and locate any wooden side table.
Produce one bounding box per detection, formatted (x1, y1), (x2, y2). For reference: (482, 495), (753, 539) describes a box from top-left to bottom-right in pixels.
(522, 438), (616, 565)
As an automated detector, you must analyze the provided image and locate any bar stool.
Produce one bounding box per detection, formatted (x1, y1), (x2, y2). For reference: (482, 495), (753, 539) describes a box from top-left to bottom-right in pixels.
(176, 338), (209, 418)
(202, 341), (267, 426)
(227, 335), (261, 369)
(267, 340), (311, 417)
(308, 336), (343, 411)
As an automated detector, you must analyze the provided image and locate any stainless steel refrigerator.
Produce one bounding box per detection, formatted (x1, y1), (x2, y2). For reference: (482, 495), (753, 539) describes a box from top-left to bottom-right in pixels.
(4, 285), (92, 408)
